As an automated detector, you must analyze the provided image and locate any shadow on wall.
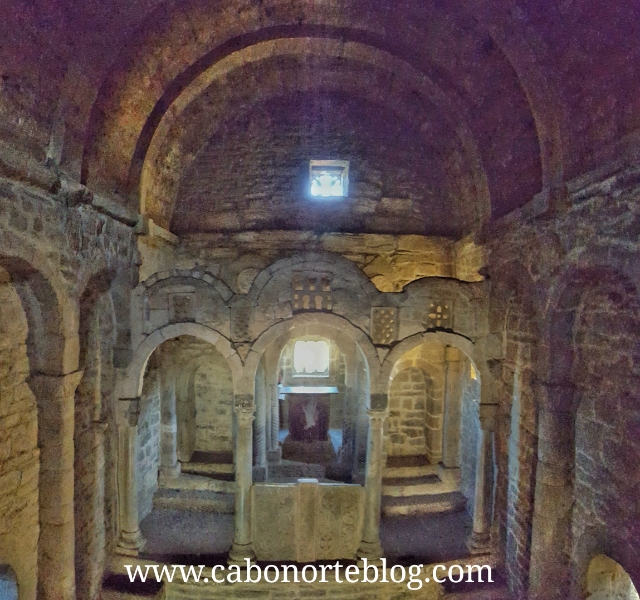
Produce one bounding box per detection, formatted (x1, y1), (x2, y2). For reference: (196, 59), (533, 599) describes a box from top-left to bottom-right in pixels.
(586, 556), (639, 600)
(0, 565), (18, 600)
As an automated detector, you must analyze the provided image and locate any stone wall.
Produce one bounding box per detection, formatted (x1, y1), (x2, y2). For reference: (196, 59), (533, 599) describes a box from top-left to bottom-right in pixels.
(193, 359), (234, 455)
(387, 367), (430, 457)
(571, 275), (640, 591)
(0, 276), (38, 600)
(487, 163), (640, 595)
(137, 365), (161, 521)
(460, 362), (480, 520)
(168, 231), (482, 293)
(386, 343), (447, 464)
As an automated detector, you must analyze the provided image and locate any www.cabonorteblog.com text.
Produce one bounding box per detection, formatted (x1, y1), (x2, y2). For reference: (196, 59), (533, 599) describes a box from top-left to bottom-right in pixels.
(125, 559), (493, 591)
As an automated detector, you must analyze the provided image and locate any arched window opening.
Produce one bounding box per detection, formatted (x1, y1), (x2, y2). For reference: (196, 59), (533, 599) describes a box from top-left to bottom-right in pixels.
(586, 555), (639, 600)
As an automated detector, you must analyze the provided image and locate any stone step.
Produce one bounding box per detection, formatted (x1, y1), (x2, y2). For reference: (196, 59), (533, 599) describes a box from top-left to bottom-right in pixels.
(382, 475), (458, 498)
(159, 472), (235, 494)
(386, 454), (430, 468)
(180, 461), (235, 479)
(381, 491), (466, 517)
(153, 488), (234, 513)
(383, 464), (439, 478)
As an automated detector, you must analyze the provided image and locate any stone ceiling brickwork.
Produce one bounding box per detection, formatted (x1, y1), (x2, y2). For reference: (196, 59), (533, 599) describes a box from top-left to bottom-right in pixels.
(1, 0), (638, 237)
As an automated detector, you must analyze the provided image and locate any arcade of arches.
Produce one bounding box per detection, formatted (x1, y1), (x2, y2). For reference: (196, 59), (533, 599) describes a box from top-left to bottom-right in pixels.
(0, 2), (639, 599)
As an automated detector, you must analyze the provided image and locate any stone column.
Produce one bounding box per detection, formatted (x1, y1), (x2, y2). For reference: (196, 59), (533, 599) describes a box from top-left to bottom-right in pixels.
(442, 346), (463, 468)
(115, 398), (145, 555)
(357, 400), (388, 561)
(529, 407), (574, 600)
(159, 366), (180, 479)
(254, 380), (266, 469)
(267, 384), (281, 462)
(467, 403), (497, 554)
(29, 371), (83, 600)
(229, 394), (256, 564)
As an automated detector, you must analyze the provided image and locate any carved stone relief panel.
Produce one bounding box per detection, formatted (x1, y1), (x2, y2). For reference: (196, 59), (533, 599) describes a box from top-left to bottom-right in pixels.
(370, 307), (398, 345)
(426, 299), (453, 329)
(292, 272), (332, 311)
(252, 484), (296, 561)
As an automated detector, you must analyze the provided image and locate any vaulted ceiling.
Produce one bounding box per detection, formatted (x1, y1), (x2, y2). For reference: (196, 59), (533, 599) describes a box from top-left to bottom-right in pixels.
(1, 0), (638, 236)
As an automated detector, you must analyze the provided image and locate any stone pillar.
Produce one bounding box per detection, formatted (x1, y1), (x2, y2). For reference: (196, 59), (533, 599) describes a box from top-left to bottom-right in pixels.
(159, 366), (180, 479)
(115, 398), (145, 555)
(267, 384), (281, 461)
(254, 380), (267, 469)
(29, 371), (83, 600)
(467, 403), (497, 554)
(529, 407), (574, 600)
(229, 394), (256, 564)
(357, 400), (388, 561)
(442, 346), (463, 468)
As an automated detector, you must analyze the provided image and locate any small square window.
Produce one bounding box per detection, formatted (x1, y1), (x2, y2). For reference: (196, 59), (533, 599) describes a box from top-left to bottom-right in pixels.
(293, 340), (330, 375)
(309, 160), (349, 198)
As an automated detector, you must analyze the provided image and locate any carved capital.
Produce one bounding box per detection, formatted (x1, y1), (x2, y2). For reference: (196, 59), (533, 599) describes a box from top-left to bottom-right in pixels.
(234, 394), (255, 425)
(367, 409), (388, 429)
(117, 398), (142, 427)
(478, 403), (498, 432)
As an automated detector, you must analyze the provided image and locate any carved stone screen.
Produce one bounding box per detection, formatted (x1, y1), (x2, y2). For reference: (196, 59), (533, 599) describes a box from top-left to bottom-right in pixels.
(252, 480), (364, 562)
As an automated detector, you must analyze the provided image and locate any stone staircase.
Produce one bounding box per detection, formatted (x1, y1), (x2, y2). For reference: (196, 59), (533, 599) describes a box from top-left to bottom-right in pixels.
(381, 455), (466, 517)
(154, 451), (235, 513)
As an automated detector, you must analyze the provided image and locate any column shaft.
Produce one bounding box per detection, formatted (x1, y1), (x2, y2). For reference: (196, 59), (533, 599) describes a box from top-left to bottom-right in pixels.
(116, 398), (145, 555)
(357, 408), (387, 561)
(29, 371), (83, 600)
(442, 347), (463, 468)
(467, 404), (497, 554)
(229, 394), (256, 563)
(160, 366), (180, 478)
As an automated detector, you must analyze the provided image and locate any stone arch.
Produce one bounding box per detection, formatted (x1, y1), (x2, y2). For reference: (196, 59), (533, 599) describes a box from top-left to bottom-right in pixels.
(138, 37), (488, 230)
(120, 323), (242, 398)
(137, 268), (234, 301)
(530, 265), (640, 600)
(585, 555), (639, 600)
(488, 260), (542, 596)
(244, 312), (379, 394)
(246, 252), (380, 308)
(380, 331), (477, 386)
(0, 251), (79, 600)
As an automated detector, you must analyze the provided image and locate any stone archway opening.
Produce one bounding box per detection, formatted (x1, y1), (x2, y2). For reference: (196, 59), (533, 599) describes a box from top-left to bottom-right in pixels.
(383, 339), (481, 521)
(252, 327), (371, 485)
(586, 556), (639, 600)
(133, 334), (237, 559)
(273, 336), (349, 481)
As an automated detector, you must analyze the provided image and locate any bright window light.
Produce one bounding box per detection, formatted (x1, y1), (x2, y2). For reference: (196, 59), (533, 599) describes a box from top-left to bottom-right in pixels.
(309, 160), (349, 198)
(293, 340), (330, 375)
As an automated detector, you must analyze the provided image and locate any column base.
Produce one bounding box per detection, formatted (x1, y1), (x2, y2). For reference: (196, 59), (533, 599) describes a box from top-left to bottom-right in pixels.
(228, 542), (256, 566)
(159, 463), (182, 480)
(267, 447), (282, 463)
(466, 530), (491, 555)
(357, 539), (384, 561)
(116, 529), (146, 556)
